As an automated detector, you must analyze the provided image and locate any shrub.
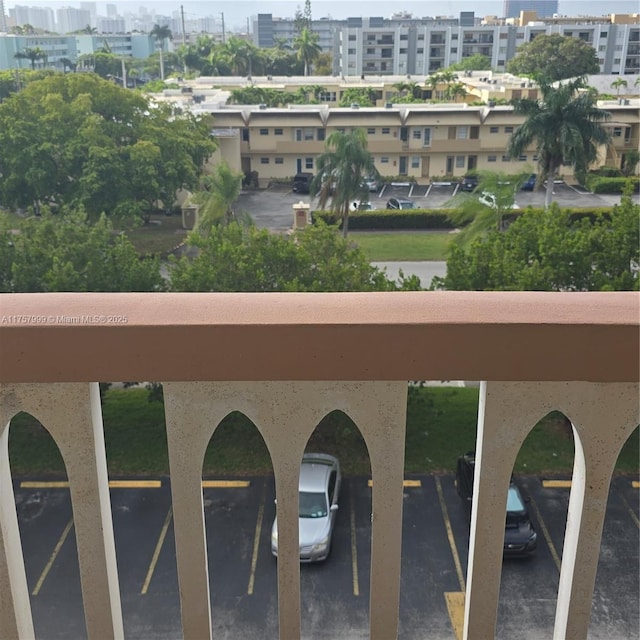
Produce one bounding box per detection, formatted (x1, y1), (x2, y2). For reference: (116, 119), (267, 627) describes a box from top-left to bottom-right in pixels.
(313, 208), (457, 230)
(586, 176), (640, 194)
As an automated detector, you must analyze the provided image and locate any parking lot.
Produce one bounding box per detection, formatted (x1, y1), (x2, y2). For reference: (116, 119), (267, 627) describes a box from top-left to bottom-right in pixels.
(13, 474), (639, 639)
(238, 181), (630, 232)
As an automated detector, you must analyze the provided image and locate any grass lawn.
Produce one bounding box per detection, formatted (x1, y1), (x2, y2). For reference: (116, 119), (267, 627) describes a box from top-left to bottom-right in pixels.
(351, 231), (454, 261)
(8, 387), (638, 478)
(124, 213), (188, 256)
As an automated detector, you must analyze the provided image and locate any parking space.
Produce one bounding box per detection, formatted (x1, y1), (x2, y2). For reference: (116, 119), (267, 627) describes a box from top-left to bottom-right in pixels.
(12, 474), (639, 639)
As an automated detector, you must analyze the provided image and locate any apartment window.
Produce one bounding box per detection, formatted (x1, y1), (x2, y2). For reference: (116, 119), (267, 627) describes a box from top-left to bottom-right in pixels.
(275, 157), (284, 164)
(412, 129), (422, 139)
(259, 128), (269, 135)
(381, 157), (389, 163)
(500, 33), (508, 39)
(317, 128), (325, 141)
(367, 48), (375, 54)
(400, 48), (407, 54)
(489, 126), (499, 133)
(624, 128), (632, 143)
(456, 155), (465, 168)
(348, 34), (356, 41)
(532, 155), (538, 161)
(451, 34), (458, 40)
(470, 126), (479, 139)
(418, 34), (425, 40)
(601, 32), (608, 37)
(367, 127), (376, 134)
(423, 127), (431, 146)
(348, 48), (356, 54)
(488, 155), (497, 162)
(612, 127), (623, 137)
(381, 127), (391, 134)
(260, 157), (269, 164)
(456, 126), (468, 140)
(599, 45), (606, 52)
(400, 34), (408, 40)
(274, 128), (283, 135)
(504, 126), (514, 133)
(614, 58), (621, 64)
(411, 156), (420, 169)
(305, 158), (313, 169)
(319, 91), (336, 102)
(502, 155), (511, 162)
(417, 48), (424, 54)
(241, 128), (249, 142)
(451, 48), (458, 54)
(615, 44), (623, 51)
(518, 155), (527, 161)
(497, 59), (505, 66)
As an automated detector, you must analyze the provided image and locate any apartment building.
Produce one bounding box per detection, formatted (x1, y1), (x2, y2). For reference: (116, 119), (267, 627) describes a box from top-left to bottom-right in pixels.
(176, 98), (639, 185)
(252, 12), (640, 77)
(0, 33), (156, 70)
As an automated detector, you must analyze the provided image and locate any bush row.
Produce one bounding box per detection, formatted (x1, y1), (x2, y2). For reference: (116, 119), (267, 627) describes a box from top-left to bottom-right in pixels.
(312, 207), (616, 230)
(584, 176), (640, 194)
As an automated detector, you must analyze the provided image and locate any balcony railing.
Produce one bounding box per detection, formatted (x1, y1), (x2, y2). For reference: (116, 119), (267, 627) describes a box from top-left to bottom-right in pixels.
(1, 291), (638, 640)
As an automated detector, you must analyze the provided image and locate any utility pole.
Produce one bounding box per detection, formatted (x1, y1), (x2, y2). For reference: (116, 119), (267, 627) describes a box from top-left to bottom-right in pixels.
(220, 12), (225, 44)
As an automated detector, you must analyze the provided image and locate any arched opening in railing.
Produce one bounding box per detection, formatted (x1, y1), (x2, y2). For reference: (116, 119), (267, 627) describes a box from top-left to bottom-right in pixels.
(202, 410), (276, 638)
(589, 425), (639, 639)
(299, 409), (372, 639)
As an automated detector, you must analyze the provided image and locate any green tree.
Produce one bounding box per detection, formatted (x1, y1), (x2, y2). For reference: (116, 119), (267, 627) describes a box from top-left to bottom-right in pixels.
(14, 47), (47, 70)
(508, 77), (611, 209)
(311, 129), (378, 238)
(294, 27), (322, 76)
(436, 193), (639, 292)
(192, 160), (244, 232)
(0, 74), (216, 222)
(506, 34), (599, 83)
(0, 208), (163, 293)
(338, 86), (378, 107)
(168, 221), (418, 292)
(610, 78), (628, 97)
(445, 170), (530, 244)
(448, 54), (492, 72)
(58, 57), (76, 73)
(444, 81), (467, 102)
(150, 24), (172, 81)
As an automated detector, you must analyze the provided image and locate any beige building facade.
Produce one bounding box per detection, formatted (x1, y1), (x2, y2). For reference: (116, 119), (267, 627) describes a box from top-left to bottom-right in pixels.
(199, 100), (639, 184)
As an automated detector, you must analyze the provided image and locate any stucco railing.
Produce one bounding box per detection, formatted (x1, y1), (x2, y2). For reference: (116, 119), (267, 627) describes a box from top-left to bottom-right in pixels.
(1, 291), (638, 640)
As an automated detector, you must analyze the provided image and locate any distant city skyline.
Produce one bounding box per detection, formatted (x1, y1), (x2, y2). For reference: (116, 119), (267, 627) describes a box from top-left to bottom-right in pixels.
(3, 0), (640, 32)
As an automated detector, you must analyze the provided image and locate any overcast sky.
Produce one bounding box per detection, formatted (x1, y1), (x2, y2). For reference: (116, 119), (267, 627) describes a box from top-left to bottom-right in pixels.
(4, 1), (638, 31)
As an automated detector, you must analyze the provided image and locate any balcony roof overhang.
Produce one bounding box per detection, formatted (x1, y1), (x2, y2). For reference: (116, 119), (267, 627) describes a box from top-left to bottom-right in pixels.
(0, 292), (637, 383)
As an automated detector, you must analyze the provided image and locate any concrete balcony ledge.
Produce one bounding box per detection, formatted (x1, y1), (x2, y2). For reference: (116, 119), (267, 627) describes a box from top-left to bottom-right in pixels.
(0, 291), (638, 383)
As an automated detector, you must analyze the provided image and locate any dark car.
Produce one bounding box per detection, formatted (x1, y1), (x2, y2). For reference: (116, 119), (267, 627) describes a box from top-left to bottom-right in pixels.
(460, 174), (479, 192)
(455, 451), (537, 557)
(386, 197), (416, 210)
(520, 174), (537, 191)
(292, 172), (314, 194)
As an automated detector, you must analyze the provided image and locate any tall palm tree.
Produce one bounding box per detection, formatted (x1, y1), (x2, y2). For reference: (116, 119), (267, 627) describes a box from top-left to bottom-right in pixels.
(508, 77), (611, 209)
(445, 81), (467, 103)
(311, 129), (378, 238)
(610, 78), (628, 97)
(293, 27), (321, 76)
(14, 47), (47, 70)
(150, 24), (172, 81)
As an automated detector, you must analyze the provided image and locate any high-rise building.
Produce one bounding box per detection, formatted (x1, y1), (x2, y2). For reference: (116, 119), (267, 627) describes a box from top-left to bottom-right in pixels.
(56, 6), (91, 34)
(503, 0), (558, 19)
(0, 0), (7, 32)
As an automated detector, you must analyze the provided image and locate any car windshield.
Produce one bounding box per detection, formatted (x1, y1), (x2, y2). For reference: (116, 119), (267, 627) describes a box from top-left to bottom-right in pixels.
(401, 202), (415, 208)
(506, 485), (526, 513)
(299, 491), (328, 518)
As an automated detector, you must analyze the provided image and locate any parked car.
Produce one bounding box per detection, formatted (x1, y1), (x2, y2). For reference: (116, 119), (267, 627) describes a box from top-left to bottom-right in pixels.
(292, 172), (314, 194)
(478, 191), (520, 210)
(386, 197), (416, 210)
(364, 176), (380, 192)
(271, 453), (341, 562)
(455, 451), (537, 557)
(351, 200), (375, 211)
(460, 174), (479, 192)
(520, 174), (537, 191)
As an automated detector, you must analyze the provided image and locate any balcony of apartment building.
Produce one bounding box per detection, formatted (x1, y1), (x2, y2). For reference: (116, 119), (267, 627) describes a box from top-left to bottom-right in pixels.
(430, 34), (446, 45)
(462, 46), (493, 58)
(1, 292), (637, 640)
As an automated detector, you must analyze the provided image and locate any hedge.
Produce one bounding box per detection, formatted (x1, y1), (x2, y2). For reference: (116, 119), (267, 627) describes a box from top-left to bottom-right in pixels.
(312, 206), (617, 231)
(584, 176), (640, 194)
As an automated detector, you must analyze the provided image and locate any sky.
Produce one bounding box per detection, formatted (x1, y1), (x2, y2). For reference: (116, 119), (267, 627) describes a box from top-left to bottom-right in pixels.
(4, 1), (639, 31)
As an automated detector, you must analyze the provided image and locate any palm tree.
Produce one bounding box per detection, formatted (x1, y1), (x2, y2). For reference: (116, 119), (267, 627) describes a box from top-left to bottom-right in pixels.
(83, 24), (97, 35)
(311, 128), (378, 238)
(508, 77), (611, 209)
(14, 47), (47, 70)
(293, 27), (322, 76)
(193, 161), (244, 233)
(150, 24), (172, 81)
(610, 78), (628, 97)
(445, 81), (467, 103)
